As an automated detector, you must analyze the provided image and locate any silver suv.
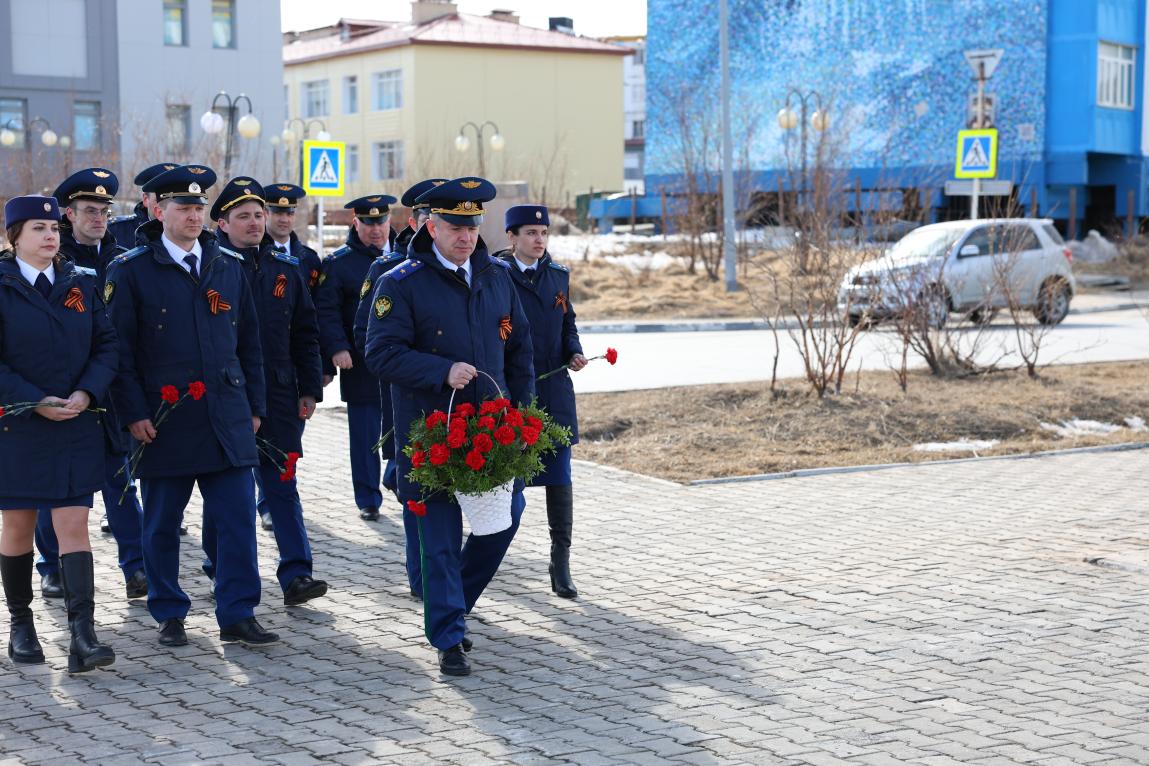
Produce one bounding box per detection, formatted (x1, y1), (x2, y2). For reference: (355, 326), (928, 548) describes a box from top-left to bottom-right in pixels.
(839, 218), (1076, 328)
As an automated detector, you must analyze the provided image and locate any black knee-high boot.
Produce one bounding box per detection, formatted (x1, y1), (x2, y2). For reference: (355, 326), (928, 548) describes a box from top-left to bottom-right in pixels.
(59, 552), (115, 673)
(1, 552), (45, 664)
(545, 485), (578, 599)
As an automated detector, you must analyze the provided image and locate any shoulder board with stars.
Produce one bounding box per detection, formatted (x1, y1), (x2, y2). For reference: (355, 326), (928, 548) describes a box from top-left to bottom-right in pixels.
(490, 258), (510, 269)
(273, 251), (300, 266)
(113, 245), (147, 264)
(548, 261), (569, 273)
(329, 245), (351, 260)
(375, 252), (403, 265)
(220, 247), (244, 261)
(384, 259), (423, 282)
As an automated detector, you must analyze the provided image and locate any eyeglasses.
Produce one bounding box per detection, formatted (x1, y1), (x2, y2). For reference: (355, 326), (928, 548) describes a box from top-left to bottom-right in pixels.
(74, 208), (112, 220)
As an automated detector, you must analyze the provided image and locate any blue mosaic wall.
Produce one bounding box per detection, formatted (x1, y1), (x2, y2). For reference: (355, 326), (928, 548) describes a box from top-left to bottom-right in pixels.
(646, 0), (1048, 183)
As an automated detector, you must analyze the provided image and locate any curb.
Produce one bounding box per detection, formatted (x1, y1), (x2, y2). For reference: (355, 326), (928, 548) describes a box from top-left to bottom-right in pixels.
(688, 440), (1149, 486)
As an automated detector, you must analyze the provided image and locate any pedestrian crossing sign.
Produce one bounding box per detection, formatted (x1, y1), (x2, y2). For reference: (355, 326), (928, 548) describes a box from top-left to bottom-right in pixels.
(302, 140), (345, 196)
(954, 129), (998, 179)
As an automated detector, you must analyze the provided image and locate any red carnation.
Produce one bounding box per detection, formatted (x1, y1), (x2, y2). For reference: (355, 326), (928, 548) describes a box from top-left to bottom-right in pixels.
(605, 347), (618, 365)
(493, 397), (511, 411)
(425, 410), (448, 429)
(472, 433), (494, 453)
(286, 451), (301, 466)
(448, 416), (467, 432)
(479, 401), (500, 416)
(465, 449), (486, 471)
(429, 443), (450, 465)
(502, 409), (524, 427)
(188, 381), (206, 400)
(407, 499), (427, 517)
(411, 450), (426, 467)
(446, 429), (467, 449)
(453, 402), (476, 419)
(493, 425), (516, 445)
(160, 385), (180, 404)
(521, 427), (540, 445)
(279, 467), (295, 482)
(527, 415), (543, 431)
(0, 407), (6, 418)
(478, 415), (496, 430)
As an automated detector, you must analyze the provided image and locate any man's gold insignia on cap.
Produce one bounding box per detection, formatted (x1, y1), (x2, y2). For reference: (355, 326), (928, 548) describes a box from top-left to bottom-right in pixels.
(277, 185), (293, 191)
(463, 201), (474, 210)
(188, 167), (207, 175)
(242, 189), (253, 196)
(189, 182), (202, 194)
(234, 179), (251, 186)
(461, 181), (481, 190)
(367, 197), (381, 203)
(95, 185), (107, 195)
(278, 197), (289, 205)
(92, 171), (110, 179)
(432, 180), (445, 186)
(369, 207), (379, 216)
(164, 164), (176, 170)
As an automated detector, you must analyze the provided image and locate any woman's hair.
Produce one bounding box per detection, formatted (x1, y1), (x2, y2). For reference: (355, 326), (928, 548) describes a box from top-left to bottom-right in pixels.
(4, 222), (24, 248)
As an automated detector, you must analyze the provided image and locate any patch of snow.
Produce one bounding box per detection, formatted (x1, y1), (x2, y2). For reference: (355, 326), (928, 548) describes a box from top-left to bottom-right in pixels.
(1124, 416), (1148, 432)
(913, 439), (1000, 453)
(1041, 419), (1124, 438)
(1067, 230), (1119, 264)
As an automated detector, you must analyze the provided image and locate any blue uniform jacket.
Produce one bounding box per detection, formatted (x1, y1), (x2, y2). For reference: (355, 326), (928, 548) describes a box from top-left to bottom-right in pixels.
(282, 231), (322, 295)
(0, 254), (118, 499)
(314, 227), (393, 404)
(352, 250), (406, 456)
(59, 227), (131, 454)
(364, 227), (535, 501)
(219, 231), (323, 457)
(495, 249), (582, 443)
(105, 221), (266, 479)
(108, 203), (148, 250)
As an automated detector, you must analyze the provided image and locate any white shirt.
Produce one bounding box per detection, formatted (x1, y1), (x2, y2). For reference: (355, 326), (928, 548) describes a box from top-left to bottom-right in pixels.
(513, 255), (540, 273)
(271, 237), (290, 252)
(433, 244), (470, 286)
(16, 257), (53, 287)
(161, 233), (203, 276)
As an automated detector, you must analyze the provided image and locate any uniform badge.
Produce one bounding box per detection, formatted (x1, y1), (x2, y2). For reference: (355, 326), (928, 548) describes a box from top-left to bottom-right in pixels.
(498, 314), (513, 341)
(42, 202), (51, 212)
(205, 289), (232, 314)
(189, 182), (201, 194)
(93, 170), (110, 179)
(235, 179), (251, 186)
(103, 281), (115, 304)
(555, 291), (569, 315)
(63, 287), (86, 313)
(461, 181), (481, 190)
(318, 272), (327, 286)
(360, 277), (373, 299)
(273, 274), (287, 299)
(278, 197), (290, 206)
(374, 295), (392, 319)
(95, 185), (107, 196)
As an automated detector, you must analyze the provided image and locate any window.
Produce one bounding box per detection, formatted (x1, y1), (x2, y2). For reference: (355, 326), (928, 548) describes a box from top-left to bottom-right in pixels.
(212, 0), (236, 49)
(346, 144), (359, 183)
(1098, 41), (1136, 110)
(371, 70), (403, 111)
(373, 140), (404, 180)
(164, 0), (187, 46)
(302, 80), (329, 118)
(0, 98), (27, 149)
(73, 101), (101, 151)
(631, 119), (645, 139)
(633, 47), (644, 66)
(166, 104), (191, 155)
(343, 75), (358, 114)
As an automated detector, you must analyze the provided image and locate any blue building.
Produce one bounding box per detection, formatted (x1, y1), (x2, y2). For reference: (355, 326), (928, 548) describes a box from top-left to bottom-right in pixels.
(600, 0), (1146, 238)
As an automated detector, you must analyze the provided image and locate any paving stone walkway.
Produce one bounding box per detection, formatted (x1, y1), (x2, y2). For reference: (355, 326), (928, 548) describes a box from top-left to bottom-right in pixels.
(1, 408), (1148, 765)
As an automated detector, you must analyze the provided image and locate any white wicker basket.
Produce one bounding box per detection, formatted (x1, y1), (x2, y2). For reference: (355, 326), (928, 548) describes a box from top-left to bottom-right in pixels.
(455, 480), (514, 535)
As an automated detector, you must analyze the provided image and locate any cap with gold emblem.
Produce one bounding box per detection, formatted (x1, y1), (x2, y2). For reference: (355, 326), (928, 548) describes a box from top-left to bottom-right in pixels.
(132, 162), (180, 187)
(4, 195), (60, 228)
(140, 164), (217, 205)
(51, 167), (120, 206)
(345, 194), (398, 223)
(263, 182), (306, 211)
(504, 204), (550, 231)
(414, 176), (496, 227)
(401, 178), (449, 210)
(210, 176), (266, 220)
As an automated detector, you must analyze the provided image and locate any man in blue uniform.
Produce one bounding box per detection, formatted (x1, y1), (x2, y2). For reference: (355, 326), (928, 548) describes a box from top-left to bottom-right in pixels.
(351, 178), (446, 600)
(314, 194), (397, 522)
(365, 177), (535, 676)
(206, 177), (328, 607)
(107, 162), (178, 248)
(264, 183), (322, 296)
(33, 168), (148, 601)
(105, 164), (278, 648)
(497, 205), (586, 599)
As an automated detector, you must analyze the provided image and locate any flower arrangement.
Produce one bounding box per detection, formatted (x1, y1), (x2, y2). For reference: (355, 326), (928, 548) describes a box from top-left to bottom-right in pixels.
(537, 347), (619, 381)
(403, 396), (570, 501)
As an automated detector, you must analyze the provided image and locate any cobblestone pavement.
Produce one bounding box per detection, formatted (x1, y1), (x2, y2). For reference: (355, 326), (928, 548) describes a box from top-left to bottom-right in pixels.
(1, 408), (1148, 765)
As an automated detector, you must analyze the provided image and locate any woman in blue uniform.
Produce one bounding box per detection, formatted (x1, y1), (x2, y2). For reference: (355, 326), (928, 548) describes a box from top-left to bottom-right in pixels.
(497, 205), (586, 599)
(0, 196), (118, 671)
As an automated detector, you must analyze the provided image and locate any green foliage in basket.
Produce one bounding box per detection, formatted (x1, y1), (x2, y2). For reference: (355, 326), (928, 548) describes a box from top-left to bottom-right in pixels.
(404, 396), (571, 498)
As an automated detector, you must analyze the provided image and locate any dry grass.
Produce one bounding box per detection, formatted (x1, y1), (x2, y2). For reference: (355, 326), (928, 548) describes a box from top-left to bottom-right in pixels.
(573, 360), (1149, 483)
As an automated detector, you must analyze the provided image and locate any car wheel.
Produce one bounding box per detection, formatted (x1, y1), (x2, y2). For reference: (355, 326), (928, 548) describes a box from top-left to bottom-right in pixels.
(847, 313), (873, 330)
(1033, 278), (1071, 325)
(920, 286), (948, 329)
(968, 307), (997, 326)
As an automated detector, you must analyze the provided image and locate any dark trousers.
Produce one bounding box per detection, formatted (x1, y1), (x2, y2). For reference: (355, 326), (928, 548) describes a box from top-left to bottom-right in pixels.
(35, 453), (144, 581)
(417, 485), (525, 649)
(347, 401), (382, 509)
(403, 505), (422, 596)
(140, 467), (261, 627)
(206, 463), (312, 591)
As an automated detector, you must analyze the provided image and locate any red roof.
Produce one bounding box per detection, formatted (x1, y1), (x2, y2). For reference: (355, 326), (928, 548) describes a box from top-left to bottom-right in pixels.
(284, 13), (630, 65)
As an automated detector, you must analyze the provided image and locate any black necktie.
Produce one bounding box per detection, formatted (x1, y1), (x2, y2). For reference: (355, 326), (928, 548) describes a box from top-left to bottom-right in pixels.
(184, 254), (199, 281)
(455, 266), (468, 285)
(34, 273), (51, 300)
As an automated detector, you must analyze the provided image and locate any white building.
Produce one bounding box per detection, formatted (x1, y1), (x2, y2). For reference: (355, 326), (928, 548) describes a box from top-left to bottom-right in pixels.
(606, 35), (645, 194)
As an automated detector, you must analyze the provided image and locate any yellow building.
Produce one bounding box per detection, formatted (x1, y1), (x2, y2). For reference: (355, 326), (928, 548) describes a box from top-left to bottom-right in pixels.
(282, 3), (628, 213)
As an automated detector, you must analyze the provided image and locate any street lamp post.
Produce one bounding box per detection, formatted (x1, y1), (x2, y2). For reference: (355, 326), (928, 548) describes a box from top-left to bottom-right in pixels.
(200, 91), (261, 177)
(0, 116), (66, 150)
(281, 118), (330, 185)
(777, 89), (828, 271)
(454, 121), (504, 176)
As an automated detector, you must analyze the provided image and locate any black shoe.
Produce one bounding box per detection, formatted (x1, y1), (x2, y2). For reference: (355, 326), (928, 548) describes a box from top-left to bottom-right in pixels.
(40, 572), (63, 599)
(438, 644), (471, 676)
(59, 552), (115, 673)
(125, 569), (148, 599)
(158, 618), (188, 647)
(179, 525), (188, 536)
(409, 588), (423, 602)
(283, 576), (328, 606)
(359, 506), (379, 521)
(461, 635), (472, 652)
(260, 513), (274, 532)
(100, 514), (111, 534)
(219, 617), (279, 646)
